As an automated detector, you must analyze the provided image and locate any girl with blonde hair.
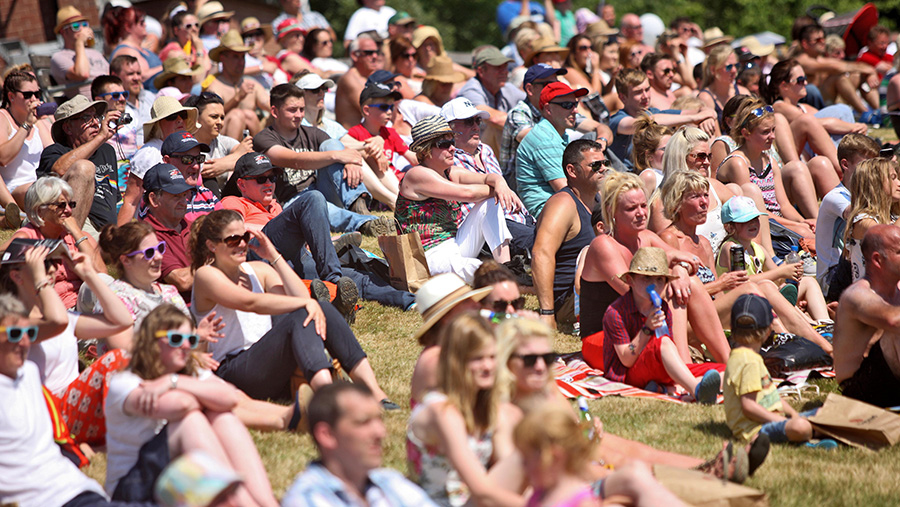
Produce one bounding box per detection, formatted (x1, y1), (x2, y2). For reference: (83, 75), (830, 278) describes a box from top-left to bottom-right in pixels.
(843, 158), (900, 282)
(698, 45), (750, 124)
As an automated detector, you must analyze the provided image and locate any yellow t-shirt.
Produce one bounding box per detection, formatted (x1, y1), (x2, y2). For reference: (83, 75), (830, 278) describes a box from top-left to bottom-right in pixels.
(724, 347), (783, 442)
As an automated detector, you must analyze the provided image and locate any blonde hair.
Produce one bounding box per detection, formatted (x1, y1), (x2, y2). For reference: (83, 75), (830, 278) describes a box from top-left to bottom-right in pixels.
(495, 319), (555, 402)
(631, 115), (674, 173)
(615, 67), (647, 96)
(660, 170), (709, 221)
(437, 312), (498, 434)
(129, 304), (198, 380)
(661, 126), (709, 180)
(672, 95), (703, 111)
(824, 34), (845, 55)
(844, 158), (896, 247)
(601, 171), (645, 234)
(731, 97), (773, 146)
(513, 404), (595, 476)
(701, 45), (734, 88)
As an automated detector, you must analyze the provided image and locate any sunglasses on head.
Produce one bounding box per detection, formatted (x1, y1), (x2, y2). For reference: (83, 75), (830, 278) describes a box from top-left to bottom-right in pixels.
(434, 138), (455, 149)
(356, 49), (380, 57)
(370, 103), (394, 112)
(164, 111), (189, 122)
(488, 297), (525, 313)
(792, 76), (808, 85)
(219, 231), (251, 247)
(750, 105), (774, 117)
(125, 240), (167, 260)
(689, 151), (712, 161)
(155, 330), (200, 349)
(551, 100), (578, 110)
(513, 352), (557, 368)
(176, 154), (206, 165)
(242, 174), (277, 184)
(98, 90), (129, 101)
(589, 159), (611, 172)
(14, 89), (42, 100)
(1, 325), (37, 343)
(68, 21), (89, 31)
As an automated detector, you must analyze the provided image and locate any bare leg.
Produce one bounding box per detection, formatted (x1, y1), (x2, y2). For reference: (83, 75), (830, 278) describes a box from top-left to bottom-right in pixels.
(805, 156), (840, 198)
(790, 114), (841, 172)
(359, 161), (398, 209)
(711, 280), (790, 334)
(685, 277), (731, 363)
(63, 159), (96, 229)
(492, 240), (511, 264)
(604, 461), (689, 507)
(11, 183), (29, 209)
(233, 390), (292, 432)
(670, 304), (691, 363)
(222, 108), (258, 139)
(207, 410), (278, 507)
(798, 276), (829, 321)
(773, 112), (800, 163)
(309, 369), (334, 391)
(739, 184), (776, 259)
(599, 433), (704, 469)
(785, 416), (814, 442)
(755, 280), (832, 353)
(347, 358), (388, 401)
(779, 160), (819, 219)
(832, 74), (870, 113)
(659, 336), (705, 394)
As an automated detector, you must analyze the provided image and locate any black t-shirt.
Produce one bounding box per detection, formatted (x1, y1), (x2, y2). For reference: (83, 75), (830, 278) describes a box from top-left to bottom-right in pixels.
(38, 143), (119, 229)
(253, 125), (330, 203)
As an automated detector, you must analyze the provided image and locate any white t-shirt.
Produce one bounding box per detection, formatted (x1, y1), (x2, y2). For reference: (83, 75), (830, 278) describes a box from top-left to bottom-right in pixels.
(343, 6), (397, 41)
(27, 312), (80, 397)
(815, 183), (850, 280)
(0, 361), (107, 506)
(130, 138), (164, 180)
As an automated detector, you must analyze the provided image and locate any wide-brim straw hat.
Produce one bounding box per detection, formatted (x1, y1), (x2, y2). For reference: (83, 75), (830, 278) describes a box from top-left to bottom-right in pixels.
(153, 56), (205, 90)
(409, 114), (454, 151)
(198, 1), (234, 27)
(584, 20), (619, 39)
(619, 247), (677, 282)
(412, 273), (492, 343)
(143, 96), (198, 140)
(412, 25), (446, 54)
(701, 27), (734, 50)
(55, 6), (89, 34)
(524, 36), (570, 66)
(51, 95), (108, 144)
(423, 55), (466, 84)
(209, 30), (251, 62)
(739, 35), (775, 58)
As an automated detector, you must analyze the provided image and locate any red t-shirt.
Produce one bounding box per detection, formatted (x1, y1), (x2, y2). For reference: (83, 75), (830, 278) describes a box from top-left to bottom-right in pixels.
(858, 51), (893, 80)
(347, 124), (410, 180)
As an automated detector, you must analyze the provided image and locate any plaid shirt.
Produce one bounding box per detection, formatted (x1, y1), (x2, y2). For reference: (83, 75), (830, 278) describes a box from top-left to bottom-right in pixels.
(499, 99), (541, 179)
(602, 290), (673, 382)
(453, 143), (531, 225)
(282, 461), (437, 507)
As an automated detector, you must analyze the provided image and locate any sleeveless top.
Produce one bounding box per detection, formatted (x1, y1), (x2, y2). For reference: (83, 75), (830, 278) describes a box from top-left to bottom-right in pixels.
(191, 263), (273, 363)
(697, 264), (717, 284)
(699, 83), (740, 123)
(395, 173), (462, 251)
(407, 391), (493, 507)
(721, 151), (781, 216)
(579, 279), (622, 338)
(848, 213), (879, 283)
(713, 135), (785, 176)
(554, 187), (595, 304)
(1, 110), (42, 191)
(716, 240), (766, 277)
(696, 182), (726, 255)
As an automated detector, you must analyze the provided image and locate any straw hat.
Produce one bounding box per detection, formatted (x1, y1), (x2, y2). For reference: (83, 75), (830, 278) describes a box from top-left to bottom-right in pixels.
(584, 20), (619, 39)
(739, 35), (775, 58)
(523, 36), (570, 66)
(619, 247), (677, 281)
(423, 55), (466, 84)
(153, 56), (204, 90)
(51, 95), (108, 144)
(410, 114), (453, 151)
(197, 1), (234, 27)
(209, 30), (251, 62)
(701, 27), (733, 50)
(55, 6), (89, 34)
(143, 96), (198, 140)
(412, 273), (492, 343)
(411, 25), (445, 54)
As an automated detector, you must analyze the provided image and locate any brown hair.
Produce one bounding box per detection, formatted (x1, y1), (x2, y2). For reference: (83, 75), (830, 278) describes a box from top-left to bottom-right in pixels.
(437, 312), (498, 434)
(837, 133), (880, 164)
(513, 404), (595, 476)
(390, 36), (416, 65)
(472, 260), (517, 289)
(731, 323), (771, 347)
(98, 221), (156, 272)
(188, 209), (243, 272)
(615, 67), (647, 96)
(2, 71), (38, 109)
(130, 304), (198, 380)
(731, 97), (773, 146)
(102, 6), (146, 46)
(631, 115), (674, 173)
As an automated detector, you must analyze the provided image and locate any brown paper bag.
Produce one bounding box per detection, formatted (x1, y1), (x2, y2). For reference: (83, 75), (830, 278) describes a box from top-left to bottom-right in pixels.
(653, 465), (769, 507)
(807, 393), (900, 450)
(378, 231), (430, 292)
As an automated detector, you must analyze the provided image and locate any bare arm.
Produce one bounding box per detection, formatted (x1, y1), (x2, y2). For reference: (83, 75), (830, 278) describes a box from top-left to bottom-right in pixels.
(402, 165), (493, 202)
(532, 195), (574, 327)
(124, 374), (239, 418)
(476, 105), (507, 129)
(66, 38), (91, 81)
(263, 144), (361, 172)
(740, 392), (787, 424)
(163, 268), (194, 294)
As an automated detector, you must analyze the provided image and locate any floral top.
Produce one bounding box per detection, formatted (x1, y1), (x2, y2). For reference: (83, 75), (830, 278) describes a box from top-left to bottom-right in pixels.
(96, 279), (188, 330)
(395, 195), (462, 251)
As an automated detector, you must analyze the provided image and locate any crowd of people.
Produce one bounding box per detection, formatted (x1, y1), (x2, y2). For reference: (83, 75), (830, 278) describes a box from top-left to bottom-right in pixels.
(3, 0), (900, 505)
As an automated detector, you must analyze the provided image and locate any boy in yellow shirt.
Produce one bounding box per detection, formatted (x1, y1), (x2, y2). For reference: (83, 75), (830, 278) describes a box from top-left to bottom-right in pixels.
(724, 294), (837, 449)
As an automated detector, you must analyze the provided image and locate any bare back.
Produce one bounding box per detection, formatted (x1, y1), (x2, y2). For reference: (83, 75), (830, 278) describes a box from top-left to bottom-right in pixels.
(833, 278), (900, 382)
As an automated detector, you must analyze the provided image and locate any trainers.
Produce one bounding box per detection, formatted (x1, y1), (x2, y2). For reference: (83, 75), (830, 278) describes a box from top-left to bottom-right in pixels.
(380, 398), (401, 410)
(805, 438), (838, 450)
(800, 251), (817, 277)
(332, 232), (362, 254)
(349, 194), (371, 215)
(694, 369), (720, 405)
(332, 276), (359, 324)
(359, 216), (395, 236)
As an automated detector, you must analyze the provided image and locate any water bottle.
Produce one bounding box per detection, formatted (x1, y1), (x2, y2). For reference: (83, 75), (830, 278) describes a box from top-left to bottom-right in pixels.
(479, 309), (512, 324)
(576, 397), (596, 441)
(646, 284), (669, 338)
(784, 245), (801, 286)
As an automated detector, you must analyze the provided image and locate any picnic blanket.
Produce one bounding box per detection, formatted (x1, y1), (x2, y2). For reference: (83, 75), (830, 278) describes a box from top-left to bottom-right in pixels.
(554, 353), (835, 405)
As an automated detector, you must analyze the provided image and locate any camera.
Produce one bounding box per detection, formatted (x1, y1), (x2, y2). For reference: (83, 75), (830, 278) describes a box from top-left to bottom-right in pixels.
(109, 113), (133, 129)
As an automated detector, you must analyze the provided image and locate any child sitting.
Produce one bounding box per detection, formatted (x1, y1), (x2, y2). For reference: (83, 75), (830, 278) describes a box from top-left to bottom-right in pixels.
(602, 246), (722, 403)
(723, 294), (837, 449)
(347, 81), (417, 187)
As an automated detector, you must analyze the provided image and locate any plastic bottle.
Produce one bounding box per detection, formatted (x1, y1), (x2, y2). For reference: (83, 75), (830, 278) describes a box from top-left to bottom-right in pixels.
(784, 245), (801, 286)
(576, 397), (596, 441)
(479, 309), (512, 324)
(646, 284), (670, 338)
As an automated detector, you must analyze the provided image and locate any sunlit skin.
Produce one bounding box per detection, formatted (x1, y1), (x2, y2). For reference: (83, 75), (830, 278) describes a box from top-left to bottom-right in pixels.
(157, 321), (195, 373)
(0, 316), (32, 378)
(468, 343), (497, 391)
(236, 170), (276, 208)
(615, 188), (650, 231)
(685, 141), (712, 176)
(508, 336), (553, 395)
(120, 232), (166, 283)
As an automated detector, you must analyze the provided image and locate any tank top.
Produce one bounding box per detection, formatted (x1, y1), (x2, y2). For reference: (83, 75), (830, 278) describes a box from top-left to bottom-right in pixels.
(579, 278), (622, 337)
(848, 213), (882, 283)
(191, 263), (273, 363)
(696, 182), (726, 255)
(721, 151), (781, 216)
(0, 110), (42, 191)
(554, 187), (596, 304)
(395, 176), (462, 251)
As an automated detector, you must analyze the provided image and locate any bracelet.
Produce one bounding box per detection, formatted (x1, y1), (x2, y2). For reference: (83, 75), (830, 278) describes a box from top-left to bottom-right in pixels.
(271, 253), (284, 265)
(35, 277), (53, 292)
(539, 308), (555, 316)
(677, 261), (693, 274)
(74, 235), (89, 247)
(20, 122), (33, 132)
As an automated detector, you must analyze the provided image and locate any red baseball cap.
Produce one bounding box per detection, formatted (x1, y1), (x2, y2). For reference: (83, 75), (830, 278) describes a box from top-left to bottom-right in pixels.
(539, 82), (588, 109)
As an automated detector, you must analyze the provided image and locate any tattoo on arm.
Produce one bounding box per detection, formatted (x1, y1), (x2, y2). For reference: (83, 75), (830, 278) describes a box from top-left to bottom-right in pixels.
(628, 343), (636, 354)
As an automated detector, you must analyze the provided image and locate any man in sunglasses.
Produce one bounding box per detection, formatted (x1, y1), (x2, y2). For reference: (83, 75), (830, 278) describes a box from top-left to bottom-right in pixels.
(92, 75), (142, 190)
(156, 131), (220, 224)
(642, 53), (684, 110)
(37, 95), (122, 233)
(515, 81), (587, 217)
(336, 34), (386, 128)
(50, 6), (108, 99)
(347, 82), (417, 185)
(110, 55), (155, 145)
(532, 139), (607, 332)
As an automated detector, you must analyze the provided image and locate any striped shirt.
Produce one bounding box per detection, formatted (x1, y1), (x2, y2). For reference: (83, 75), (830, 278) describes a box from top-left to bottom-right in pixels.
(454, 143), (530, 225)
(282, 462), (437, 507)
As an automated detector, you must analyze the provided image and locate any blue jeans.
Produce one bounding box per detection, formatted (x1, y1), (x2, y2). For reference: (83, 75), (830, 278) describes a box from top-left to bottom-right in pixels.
(284, 190), (375, 233)
(758, 408), (819, 443)
(296, 248), (415, 310)
(800, 84), (826, 109)
(315, 138), (369, 207)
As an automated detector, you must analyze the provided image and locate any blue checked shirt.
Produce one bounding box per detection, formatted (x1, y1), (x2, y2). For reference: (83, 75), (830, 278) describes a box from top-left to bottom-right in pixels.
(282, 462), (438, 507)
(454, 143), (531, 225)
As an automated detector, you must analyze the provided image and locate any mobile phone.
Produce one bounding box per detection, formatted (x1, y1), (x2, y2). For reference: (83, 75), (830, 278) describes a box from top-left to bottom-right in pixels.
(242, 129), (250, 138)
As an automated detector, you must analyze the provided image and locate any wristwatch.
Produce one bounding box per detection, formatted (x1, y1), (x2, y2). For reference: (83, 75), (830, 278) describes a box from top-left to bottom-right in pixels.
(641, 326), (653, 335)
(169, 373), (179, 390)
(539, 309), (555, 316)
(20, 122), (33, 132)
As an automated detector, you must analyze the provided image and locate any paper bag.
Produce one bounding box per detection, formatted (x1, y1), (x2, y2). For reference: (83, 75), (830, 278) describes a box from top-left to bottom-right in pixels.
(653, 465), (769, 507)
(808, 393), (900, 450)
(378, 231), (430, 292)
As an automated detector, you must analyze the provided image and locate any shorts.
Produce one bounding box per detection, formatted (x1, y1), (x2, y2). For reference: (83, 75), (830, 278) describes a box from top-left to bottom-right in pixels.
(111, 426), (170, 501)
(623, 336), (724, 389)
(840, 343), (900, 408)
(758, 409), (819, 443)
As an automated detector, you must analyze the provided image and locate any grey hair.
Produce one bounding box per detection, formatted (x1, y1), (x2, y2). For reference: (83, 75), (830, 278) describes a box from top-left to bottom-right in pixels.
(349, 33), (376, 55)
(0, 294), (27, 322)
(24, 176), (74, 227)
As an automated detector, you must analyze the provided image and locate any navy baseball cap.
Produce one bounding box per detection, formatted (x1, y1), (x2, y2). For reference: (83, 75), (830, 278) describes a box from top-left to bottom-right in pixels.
(359, 81), (402, 105)
(161, 131), (211, 156)
(143, 163), (194, 195)
(367, 69), (400, 85)
(731, 294), (774, 330)
(523, 63), (568, 85)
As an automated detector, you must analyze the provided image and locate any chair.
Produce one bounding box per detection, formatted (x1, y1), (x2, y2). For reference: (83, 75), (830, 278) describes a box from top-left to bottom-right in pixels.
(29, 53), (91, 104)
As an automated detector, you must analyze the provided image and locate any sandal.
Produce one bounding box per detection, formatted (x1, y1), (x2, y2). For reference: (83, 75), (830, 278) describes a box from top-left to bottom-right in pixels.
(696, 441), (749, 484)
(288, 384), (314, 432)
(746, 433), (770, 476)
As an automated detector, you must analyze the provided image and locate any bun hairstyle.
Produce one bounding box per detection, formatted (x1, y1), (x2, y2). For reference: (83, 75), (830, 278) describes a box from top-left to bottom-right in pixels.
(632, 115), (675, 173)
(720, 94), (753, 134)
(188, 209), (243, 272)
(99, 222), (155, 271)
(760, 59), (798, 105)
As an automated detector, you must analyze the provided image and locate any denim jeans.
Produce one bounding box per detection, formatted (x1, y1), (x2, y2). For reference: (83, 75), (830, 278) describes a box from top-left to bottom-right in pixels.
(296, 249), (415, 310)
(284, 190), (375, 233)
(758, 408), (820, 443)
(315, 138), (369, 207)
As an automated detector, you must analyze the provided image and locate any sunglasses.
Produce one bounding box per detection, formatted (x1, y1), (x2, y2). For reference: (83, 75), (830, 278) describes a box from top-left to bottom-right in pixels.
(550, 100), (578, 110)
(14, 89), (42, 100)
(661, 68), (675, 75)
(71, 113), (98, 126)
(43, 200), (76, 211)
(513, 352), (557, 368)
(219, 231), (251, 247)
(164, 111), (189, 122)
(688, 151), (712, 162)
(370, 103), (394, 112)
(176, 154), (206, 165)
(125, 240), (167, 260)
(98, 90), (130, 101)
(589, 159), (611, 172)
(576, 45), (592, 51)
(792, 76), (808, 85)
(155, 330), (200, 349)
(309, 85), (328, 94)
(455, 117), (483, 129)
(808, 37), (825, 44)
(750, 105), (774, 117)
(68, 21), (89, 31)
(182, 23), (199, 30)
(434, 138), (455, 150)
(489, 297), (525, 313)
(241, 174), (277, 184)
(724, 63), (739, 72)
(402, 51), (417, 59)
(1, 325), (38, 343)
(356, 49), (380, 57)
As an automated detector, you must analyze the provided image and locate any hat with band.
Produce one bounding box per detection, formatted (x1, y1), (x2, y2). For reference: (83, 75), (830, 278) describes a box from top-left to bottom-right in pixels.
(143, 97), (198, 140)
(412, 274), (492, 343)
(55, 6), (89, 34)
(410, 115), (454, 151)
(620, 247), (677, 281)
(51, 95), (108, 144)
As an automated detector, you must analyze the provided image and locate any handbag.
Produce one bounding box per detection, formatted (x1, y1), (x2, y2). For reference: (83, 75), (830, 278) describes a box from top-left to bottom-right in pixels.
(760, 333), (832, 377)
(377, 229), (431, 292)
(808, 393), (900, 450)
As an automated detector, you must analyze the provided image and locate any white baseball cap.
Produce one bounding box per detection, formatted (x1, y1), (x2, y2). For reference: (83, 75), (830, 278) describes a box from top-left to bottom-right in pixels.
(440, 97), (489, 122)
(295, 74), (335, 91)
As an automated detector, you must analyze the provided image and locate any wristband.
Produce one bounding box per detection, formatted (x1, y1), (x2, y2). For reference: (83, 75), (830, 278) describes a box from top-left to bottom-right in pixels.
(641, 326), (653, 336)
(35, 277), (53, 292)
(20, 122), (33, 132)
(271, 253), (284, 265)
(677, 261), (693, 274)
(539, 308), (555, 316)
(75, 235), (89, 247)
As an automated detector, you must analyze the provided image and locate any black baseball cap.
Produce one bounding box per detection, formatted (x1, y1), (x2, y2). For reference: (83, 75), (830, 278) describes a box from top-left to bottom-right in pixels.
(359, 81), (402, 106)
(233, 152), (277, 179)
(143, 163), (194, 195)
(731, 294), (774, 330)
(161, 131), (211, 156)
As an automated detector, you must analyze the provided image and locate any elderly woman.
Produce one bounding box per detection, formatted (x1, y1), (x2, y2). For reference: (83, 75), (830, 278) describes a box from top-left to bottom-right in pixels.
(103, 5), (163, 91)
(396, 115), (520, 283)
(5, 177), (104, 309)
